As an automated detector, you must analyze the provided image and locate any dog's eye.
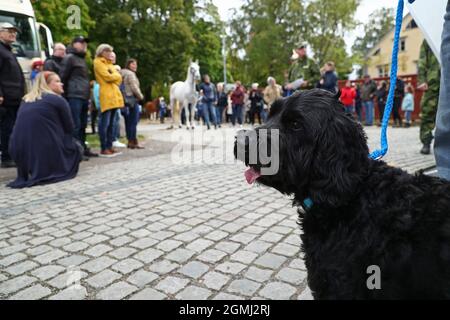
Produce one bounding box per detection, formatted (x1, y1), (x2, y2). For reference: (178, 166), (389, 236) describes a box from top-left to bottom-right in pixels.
(289, 120), (302, 130)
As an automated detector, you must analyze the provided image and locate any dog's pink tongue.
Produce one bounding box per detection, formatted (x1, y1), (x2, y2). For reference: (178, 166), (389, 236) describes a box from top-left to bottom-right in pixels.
(245, 168), (261, 184)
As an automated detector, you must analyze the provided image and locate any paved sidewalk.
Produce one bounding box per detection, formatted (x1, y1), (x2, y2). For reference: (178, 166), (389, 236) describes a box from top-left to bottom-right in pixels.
(0, 124), (435, 300)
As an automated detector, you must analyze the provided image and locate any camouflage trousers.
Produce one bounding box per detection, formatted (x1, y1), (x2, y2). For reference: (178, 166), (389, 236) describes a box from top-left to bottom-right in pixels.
(420, 90), (440, 145)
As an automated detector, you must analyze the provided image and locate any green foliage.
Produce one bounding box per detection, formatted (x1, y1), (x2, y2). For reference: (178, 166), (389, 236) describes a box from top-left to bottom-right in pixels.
(229, 0), (305, 85)
(229, 0), (361, 84)
(304, 0), (360, 76)
(84, 0), (224, 99)
(32, 0), (225, 100)
(352, 8), (395, 59)
(31, 0), (95, 43)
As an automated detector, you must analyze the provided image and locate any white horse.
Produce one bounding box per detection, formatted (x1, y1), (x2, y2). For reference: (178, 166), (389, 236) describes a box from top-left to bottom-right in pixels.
(169, 60), (201, 129)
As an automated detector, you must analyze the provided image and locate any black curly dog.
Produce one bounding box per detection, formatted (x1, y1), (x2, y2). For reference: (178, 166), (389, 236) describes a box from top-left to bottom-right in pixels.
(234, 89), (450, 300)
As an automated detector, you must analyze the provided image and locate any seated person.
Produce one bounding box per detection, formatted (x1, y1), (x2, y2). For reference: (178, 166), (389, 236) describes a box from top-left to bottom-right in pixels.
(8, 71), (82, 188)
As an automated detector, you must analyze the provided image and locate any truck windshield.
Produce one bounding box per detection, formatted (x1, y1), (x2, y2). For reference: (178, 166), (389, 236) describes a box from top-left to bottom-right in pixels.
(0, 11), (40, 58)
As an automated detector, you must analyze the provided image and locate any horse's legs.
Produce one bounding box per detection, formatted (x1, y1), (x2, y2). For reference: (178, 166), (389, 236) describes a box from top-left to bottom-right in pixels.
(176, 101), (182, 128)
(184, 101), (191, 129)
(170, 98), (177, 129)
(191, 98), (198, 129)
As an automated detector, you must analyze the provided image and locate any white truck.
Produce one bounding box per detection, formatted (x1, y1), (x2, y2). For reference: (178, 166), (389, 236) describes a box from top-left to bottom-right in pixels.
(0, 0), (54, 91)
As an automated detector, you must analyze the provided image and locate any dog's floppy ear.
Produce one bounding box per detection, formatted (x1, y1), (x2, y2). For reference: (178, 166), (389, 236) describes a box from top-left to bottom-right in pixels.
(334, 90), (341, 101)
(308, 110), (369, 207)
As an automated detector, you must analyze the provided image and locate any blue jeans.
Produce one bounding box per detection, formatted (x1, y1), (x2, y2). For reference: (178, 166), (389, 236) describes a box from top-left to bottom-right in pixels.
(203, 101), (217, 127)
(355, 102), (363, 122)
(98, 109), (116, 151)
(113, 109), (120, 141)
(344, 105), (355, 114)
(67, 98), (88, 149)
(362, 100), (374, 125)
(195, 103), (203, 122)
(215, 106), (225, 124)
(404, 110), (412, 123)
(159, 107), (166, 119)
(124, 104), (140, 141)
(232, 104), (243, 125)
(261, 109), (268, 123)
(435, 1), (450, 180)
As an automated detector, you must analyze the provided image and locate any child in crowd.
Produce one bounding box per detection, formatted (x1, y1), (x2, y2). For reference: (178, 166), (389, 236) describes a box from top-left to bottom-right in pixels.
(402, 85), (415, 128)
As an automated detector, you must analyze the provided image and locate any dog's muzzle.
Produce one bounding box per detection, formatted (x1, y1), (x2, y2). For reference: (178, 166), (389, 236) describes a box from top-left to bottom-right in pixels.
(234, 130), (262, 184)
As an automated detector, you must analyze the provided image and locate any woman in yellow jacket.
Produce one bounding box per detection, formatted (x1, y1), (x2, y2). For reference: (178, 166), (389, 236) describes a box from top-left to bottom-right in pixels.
(93, 44), (124, 157)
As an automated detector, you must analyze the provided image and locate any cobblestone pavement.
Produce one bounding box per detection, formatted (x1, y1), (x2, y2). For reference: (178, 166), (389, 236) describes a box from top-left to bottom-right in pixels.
(0, 123), (436, 300)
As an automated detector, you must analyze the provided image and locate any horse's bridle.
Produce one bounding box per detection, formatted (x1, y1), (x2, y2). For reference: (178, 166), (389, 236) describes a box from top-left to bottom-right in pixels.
(190, 67), (199, 82)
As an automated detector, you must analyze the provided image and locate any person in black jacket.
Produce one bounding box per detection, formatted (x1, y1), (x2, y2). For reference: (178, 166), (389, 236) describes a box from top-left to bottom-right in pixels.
(375, 81), (388, 126)
(60, 36), (97, 159)
(249, 83), (264, 126)
(0, 23), (25, 168)
(316, 61), (338, 94)
(43, 42), (66, 74)
(215, 83), (228, 127)
(392, 77), (405, 127)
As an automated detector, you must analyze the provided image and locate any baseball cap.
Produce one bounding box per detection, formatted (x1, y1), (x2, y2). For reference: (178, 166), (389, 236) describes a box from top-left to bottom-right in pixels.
(0, 22), (20, 33)
(72, 35), (90, 44)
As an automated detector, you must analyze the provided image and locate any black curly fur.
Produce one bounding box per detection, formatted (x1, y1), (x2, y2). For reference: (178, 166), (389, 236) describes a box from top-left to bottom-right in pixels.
(235, 89), (450, 299)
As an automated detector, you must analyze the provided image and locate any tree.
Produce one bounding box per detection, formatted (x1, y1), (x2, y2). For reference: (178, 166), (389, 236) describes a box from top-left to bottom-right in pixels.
(352, 8), (395, 59)
(229, 0), (361, 85)
(229, 0), (306, 85)
(83, 0), (224, 98)
(32, 0), (95, 43)
(188, 2), (225, 83)
(304, 0), (360, 76)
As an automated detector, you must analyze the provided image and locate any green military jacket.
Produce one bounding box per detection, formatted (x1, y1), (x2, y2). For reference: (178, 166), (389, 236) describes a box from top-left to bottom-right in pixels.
(418, 40), (441, 94)
(288, 56), (320, 90)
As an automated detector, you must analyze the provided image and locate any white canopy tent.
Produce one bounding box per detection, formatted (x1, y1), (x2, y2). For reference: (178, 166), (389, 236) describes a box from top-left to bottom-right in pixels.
(406, 0), (446, 64)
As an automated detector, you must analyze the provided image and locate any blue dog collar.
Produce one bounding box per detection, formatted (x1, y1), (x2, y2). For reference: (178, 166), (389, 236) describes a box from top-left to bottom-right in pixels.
(303, 198), (314, 210)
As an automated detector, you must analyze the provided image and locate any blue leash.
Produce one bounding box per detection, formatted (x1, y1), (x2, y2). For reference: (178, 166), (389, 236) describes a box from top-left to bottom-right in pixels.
(369, 0), (406, 160)
(303, 0), (413, 210)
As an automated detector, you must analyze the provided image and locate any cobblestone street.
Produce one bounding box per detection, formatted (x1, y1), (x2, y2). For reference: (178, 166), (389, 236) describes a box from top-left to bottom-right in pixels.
(0, 123), (436, 300)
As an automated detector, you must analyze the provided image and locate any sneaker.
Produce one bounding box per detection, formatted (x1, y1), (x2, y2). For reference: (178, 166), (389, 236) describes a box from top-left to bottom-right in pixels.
(109, 148), (123, 156)
(420, 144), (431, 155)
(113, 140), (126, 148)
(99, 150), (116, 158)
(1, 160), (16, 168)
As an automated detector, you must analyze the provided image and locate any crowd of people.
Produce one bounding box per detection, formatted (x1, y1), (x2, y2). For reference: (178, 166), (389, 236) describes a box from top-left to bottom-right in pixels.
(0, 20), (445, 188)
(338, 75), (416, 128)
(187, 77), (283, 129)
(0, 23), (146, 188)
(187, 42), (339, 130)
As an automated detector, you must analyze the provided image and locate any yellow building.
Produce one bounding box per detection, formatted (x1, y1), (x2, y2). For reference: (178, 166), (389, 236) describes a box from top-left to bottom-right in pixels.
(365, 13), (424, 78)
